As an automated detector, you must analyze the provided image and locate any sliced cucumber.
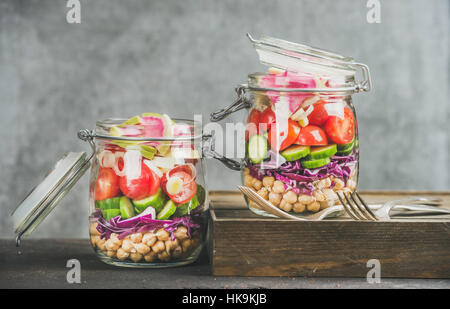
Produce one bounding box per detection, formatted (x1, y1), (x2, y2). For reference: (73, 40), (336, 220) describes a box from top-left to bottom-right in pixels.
(281, 145), (310, 162)
(96, 197), (120, 210)
(247, 135), (268, 164)
(174, 195), (200, 217)
(336, 148), (354, 156)
(309, 144), (337, 160)
(119, 196), (135, 219)
(301, 157), (331, 169)
(337, 139), (354, 152)
(102, 208), (121, 221)
(133, 188), (166, 213)
(156, 200), (177, 220)
(196, 184), (206, 205)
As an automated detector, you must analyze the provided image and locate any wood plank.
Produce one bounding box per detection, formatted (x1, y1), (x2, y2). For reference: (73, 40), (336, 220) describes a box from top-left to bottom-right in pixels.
(209, 190), (450, 278)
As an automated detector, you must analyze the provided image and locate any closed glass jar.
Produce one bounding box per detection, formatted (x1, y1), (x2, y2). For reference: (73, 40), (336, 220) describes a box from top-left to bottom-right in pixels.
(211, 34), (371, 218)
(86, 115), (208, 267)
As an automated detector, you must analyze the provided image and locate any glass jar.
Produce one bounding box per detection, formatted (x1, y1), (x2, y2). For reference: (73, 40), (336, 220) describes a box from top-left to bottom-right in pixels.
(211, 34), (371, 218)
(12, 114), (209, 268)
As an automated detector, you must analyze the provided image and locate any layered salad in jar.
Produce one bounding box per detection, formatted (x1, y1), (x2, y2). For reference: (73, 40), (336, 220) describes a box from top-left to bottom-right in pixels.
(244, 69), (358, 214)
(89, 113), (206, 265)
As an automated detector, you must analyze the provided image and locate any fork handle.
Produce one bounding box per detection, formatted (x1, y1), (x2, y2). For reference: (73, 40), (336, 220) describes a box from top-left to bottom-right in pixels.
(393, 204), (450, 214)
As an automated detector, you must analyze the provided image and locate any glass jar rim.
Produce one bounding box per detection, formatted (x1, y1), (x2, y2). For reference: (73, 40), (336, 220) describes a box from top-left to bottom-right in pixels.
(94, 118), (203, 142)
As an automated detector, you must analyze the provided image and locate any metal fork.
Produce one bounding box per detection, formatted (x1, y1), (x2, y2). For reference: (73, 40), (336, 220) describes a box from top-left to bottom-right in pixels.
(336, 191), (445, 221)
(336, 191), (379, 221)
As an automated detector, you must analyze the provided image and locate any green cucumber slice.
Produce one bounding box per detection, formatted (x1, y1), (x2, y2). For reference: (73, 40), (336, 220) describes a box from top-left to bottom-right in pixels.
(102, 208), (121, 221)
(119, 197), (135, 219)
(309, 145), (337, 160)
(174, 195), (200, 217)
(301, 157), (331, 169)
(156, 200), (177, 220)
(133, 188), (166, 213)
(336, 148), (354, 156)
(96, 197), (120, 210)
(281, 145), (310, 161)
(337, 139), (354, 152)
(247, 135), (268, 164)
(196, 184), (206, 205)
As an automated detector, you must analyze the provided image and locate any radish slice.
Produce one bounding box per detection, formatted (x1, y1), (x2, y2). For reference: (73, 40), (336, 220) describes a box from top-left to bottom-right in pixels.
(98, 150), (115, 168)
(113, 152), (126, 176)
(166, 176), (183, 195)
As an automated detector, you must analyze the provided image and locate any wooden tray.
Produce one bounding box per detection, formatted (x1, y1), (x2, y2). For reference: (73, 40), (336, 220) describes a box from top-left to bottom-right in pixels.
(208, 191), (450, 278)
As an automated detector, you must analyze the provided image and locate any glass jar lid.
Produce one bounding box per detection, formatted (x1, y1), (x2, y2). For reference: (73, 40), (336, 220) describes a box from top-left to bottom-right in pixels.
(246, 33), (372, 93)
(11, 151), (92, 246)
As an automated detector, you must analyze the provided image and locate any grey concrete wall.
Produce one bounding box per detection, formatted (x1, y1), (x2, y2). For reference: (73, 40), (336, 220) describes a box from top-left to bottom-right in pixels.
(0, 0), (448, 238)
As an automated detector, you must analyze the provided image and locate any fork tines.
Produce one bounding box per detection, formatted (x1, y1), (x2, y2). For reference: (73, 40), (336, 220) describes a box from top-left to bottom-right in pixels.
(336, 191), (379, 221)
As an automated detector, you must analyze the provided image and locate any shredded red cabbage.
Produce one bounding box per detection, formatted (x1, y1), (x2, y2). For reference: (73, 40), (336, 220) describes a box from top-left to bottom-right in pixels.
(245, 153), (357, 195)
(96, 213), (200, 241)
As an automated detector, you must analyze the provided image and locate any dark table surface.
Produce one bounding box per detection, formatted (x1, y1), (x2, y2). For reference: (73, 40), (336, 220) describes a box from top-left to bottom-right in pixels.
(1, 239), (449, 289)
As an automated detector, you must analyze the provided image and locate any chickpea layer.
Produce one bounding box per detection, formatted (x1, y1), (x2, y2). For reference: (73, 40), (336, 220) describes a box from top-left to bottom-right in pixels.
(89, 225), (201, 263)
(244, 172), (357, 213)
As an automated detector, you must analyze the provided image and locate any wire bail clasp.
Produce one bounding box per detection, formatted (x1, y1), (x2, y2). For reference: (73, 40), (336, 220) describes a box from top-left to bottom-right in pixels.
(210, 85), (250, 122)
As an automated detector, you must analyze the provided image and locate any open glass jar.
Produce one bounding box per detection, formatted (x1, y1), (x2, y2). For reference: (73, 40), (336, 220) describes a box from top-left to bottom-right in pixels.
(211, 34), (372, 217)
(12, 114), (209, 268)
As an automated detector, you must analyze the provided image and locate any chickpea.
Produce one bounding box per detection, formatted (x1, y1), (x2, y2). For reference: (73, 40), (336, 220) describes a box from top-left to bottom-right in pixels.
(181, 239), (192, 252)
(317, 177), (332, 189)
(262, 176), (275, 189)
(313, 190), (326, 202)
(333, 178), (345, 190)
(165, 239), (180, 252)
(298, 194), (315, 204)
(322, 188), (338, 201)
(320, 200), (333, 210)
(105, 239), (120, 251)
(121, 239), (136, 253)
(248, 200), (261, 210)
(283, 191), (297, 204)
(244, 175), (254, 187)
(156, 229), (170, 241)
(89, 223), (100, 236)
(116, 248), (129, 261)
(152, 240), (166, 253)
(96, 238), (106, 251)
(252, 179), (263, 191)
(129, 252), (143, 262)
(106, 250), (116, 258)
(293, 203), (306, 213)
(90, 235), (99, 247)
(256, 187), (269, 200)
(307, 201), (321, 212)
(243, 168), (250, 176)
(110, 233), (122, 246)
(173, 226), (188, 240)
(142, 232), (157, 247)
(172, 246), (183, 258)
(272, 180), (285, 194)
(134, 243), (151, 255)
(346, 179), (356, 191)
(279, 200), (293, 212)
(158, 251), (171, 262)
(268, 192), (282, 206)
(144, 251), (157, 262)
(130, 233), (143, 243)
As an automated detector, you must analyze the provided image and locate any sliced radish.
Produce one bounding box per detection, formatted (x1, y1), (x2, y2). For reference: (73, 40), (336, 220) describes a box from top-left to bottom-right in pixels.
(113, 152), (126, 176)
(166, 176), (183, 195)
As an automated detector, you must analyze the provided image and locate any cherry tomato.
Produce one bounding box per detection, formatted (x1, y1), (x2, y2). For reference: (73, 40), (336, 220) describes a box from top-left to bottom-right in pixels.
(324, 107), (355, 144)
(258, 107), (276, 133)
(245, 109), (261, 141)
(95, 168), (120, 201)
(167, 171), (197, 204)
(119, 163), (160, 200)
(268, 119), (301, 151)
(295, 125), (328, 146)
(307, 100), (329, 126)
